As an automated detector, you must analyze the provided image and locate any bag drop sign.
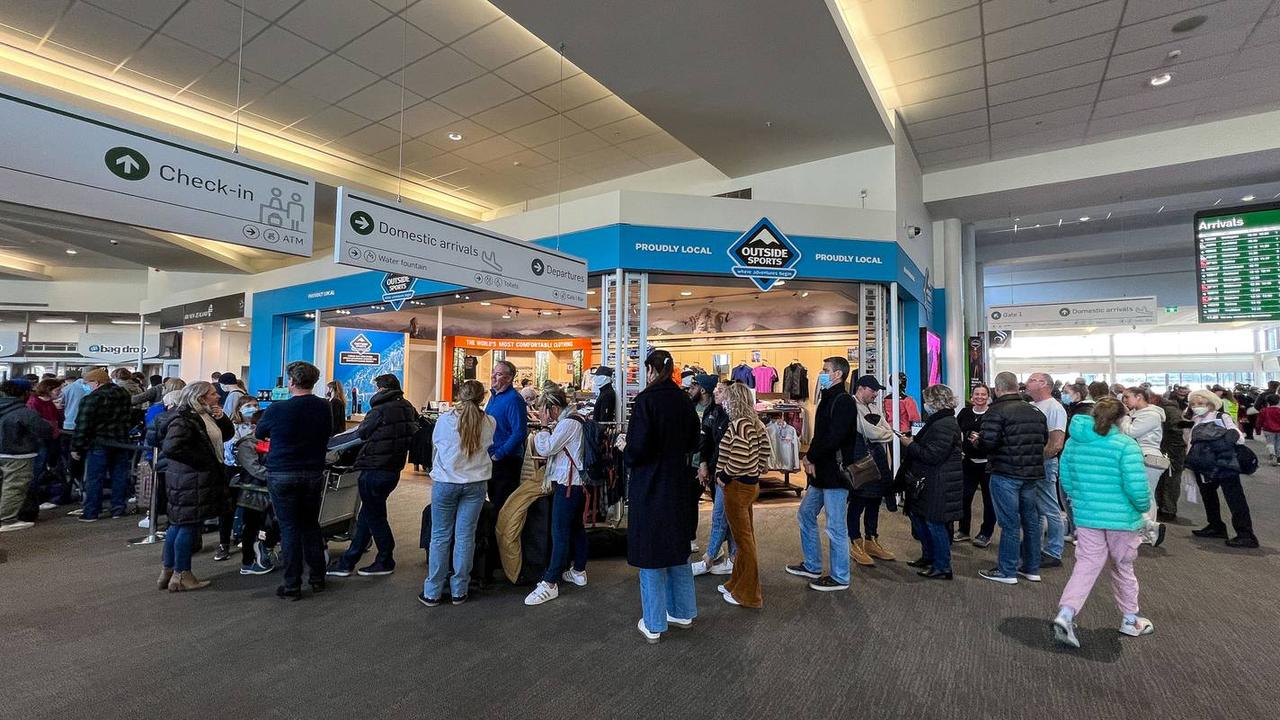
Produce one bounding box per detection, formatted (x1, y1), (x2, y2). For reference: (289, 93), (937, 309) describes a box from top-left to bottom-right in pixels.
(78, 333), (161, 363)
(0, 87), (314, 256)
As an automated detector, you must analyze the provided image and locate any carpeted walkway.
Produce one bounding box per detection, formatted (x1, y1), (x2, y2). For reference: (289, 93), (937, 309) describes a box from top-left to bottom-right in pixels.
(1, 444), (1278, 720)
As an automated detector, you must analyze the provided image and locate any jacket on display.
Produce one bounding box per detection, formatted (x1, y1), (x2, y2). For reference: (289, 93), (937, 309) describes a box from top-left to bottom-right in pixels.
(751, 364), (778, 393)
(623, 380), (701, 568)
(765, 418), (800, 471)
(902, 408), (963, 523)
(1059, 415), (1149, 531)
(592, 382), (617, 424)
(1121, 404), (1165, 459)
(0, 397), (53, 456)
(782, 363), (809, 401)
(805, 383), (862, 490)
(161, 408), (233, 525)
(974, 393), (1048, 481)
(730, 364), (755, 388)
(353, 388), (419, 471)
(883, 395), (922, 434)
(698, 402), (730, 474)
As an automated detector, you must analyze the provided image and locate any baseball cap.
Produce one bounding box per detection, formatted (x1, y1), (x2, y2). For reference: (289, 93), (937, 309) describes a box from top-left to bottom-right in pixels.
(854, 375), (885, 392)
(218, 372), (238, 385)
(694, 374), (718, 394)
(590, 365), (614, 378)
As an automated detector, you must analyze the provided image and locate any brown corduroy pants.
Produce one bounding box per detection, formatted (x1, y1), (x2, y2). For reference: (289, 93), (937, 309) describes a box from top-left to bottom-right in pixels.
(722, 480), (763, 608)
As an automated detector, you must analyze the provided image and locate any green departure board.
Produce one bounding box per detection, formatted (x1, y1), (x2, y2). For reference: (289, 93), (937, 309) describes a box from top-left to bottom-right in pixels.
(1196, 204), (1280, 323)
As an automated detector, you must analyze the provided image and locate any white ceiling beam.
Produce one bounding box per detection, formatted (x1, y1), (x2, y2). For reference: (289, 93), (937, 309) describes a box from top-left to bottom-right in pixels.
(139, 229), (285, 274)
(0, 251), (51, 280)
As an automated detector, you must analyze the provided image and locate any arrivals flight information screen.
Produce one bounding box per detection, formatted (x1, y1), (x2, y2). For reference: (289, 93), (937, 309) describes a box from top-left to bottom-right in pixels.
(1195, 203), (1280, 322)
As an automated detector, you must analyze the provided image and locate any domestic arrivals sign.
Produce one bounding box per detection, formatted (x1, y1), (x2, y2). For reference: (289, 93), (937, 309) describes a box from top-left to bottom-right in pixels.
(0, 87), (314, 256)
(987, 297), (1157, 331)
(334, 188), (587, 307)
(78, 333), (161, 363)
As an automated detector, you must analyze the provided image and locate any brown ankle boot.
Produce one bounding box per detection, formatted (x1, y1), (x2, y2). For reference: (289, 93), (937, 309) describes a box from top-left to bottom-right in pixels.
(849, 539), (875, 566)
(866, 537), (896, 561)
(157, 567), (174, 591)
(168, 571), (211, 592)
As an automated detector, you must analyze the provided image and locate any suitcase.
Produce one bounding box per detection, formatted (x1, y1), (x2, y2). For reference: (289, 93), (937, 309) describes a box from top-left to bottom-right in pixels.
(516, 494), (553, 585)
(420, 499), (497, 586)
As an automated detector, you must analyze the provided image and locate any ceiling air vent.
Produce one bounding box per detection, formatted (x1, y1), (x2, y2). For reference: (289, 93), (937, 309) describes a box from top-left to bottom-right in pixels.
(714, 188), (752, 200)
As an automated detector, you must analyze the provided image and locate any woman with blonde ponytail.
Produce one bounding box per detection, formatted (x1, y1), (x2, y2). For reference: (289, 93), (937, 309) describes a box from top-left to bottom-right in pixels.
(420, 380), (495, 607)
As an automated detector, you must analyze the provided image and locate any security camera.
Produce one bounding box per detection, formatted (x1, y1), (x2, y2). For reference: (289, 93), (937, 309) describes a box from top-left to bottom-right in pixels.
(905, 225), (922, 238)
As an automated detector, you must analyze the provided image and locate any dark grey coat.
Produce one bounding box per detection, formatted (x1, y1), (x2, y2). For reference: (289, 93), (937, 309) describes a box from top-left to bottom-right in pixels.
(161, 409), (233, 525)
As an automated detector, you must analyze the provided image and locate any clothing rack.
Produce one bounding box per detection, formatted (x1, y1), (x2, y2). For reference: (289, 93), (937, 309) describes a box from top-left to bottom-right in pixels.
(756, 406), (805, 498)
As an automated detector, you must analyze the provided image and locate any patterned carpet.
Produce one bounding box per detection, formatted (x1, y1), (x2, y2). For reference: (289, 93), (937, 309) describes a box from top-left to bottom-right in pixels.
(1, 442), (1277, 720)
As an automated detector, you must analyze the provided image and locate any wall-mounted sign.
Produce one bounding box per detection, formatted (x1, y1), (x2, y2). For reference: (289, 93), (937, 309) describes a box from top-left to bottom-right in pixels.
(987, 330), (1013, 349)
(0, 330), (21, 358)
(78, 332), (161, 363)
(381, 273), (416, 311)
(727, 217), (800, 292)
(1195, 203), (1280, 322)
(159, 293), (246, 330)
(330, 328), (405, 415)
(448, 336), (593, 352)
(0, 87), (314, 256)
(334, 188), (587, 307)
(338, 332), (380, 366)
(987, 297), (1157, 331)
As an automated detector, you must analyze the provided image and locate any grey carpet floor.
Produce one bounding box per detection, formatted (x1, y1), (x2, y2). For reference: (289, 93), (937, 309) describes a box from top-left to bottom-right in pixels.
(2, 444), (1278, 720)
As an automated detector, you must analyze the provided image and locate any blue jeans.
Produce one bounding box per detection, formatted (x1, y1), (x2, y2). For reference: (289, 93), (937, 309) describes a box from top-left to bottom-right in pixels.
(341, 469), (401, 569)
(638, 565), (697, 633)
(162, 523), (197, 572)
(268, 471), (327, 591)
(910, 513), (953, 574)
(82, 445), (133, 519)
(545, 484), (588, 583)
(798, 486), (850, 585)
(706, 482), (736, 560)
(990, 473), (1041, 577)
(425, 480), (487, 600)
(1038, 458), (1065, 559)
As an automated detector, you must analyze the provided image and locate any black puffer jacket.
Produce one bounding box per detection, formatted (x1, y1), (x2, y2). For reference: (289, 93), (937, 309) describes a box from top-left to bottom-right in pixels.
(903, 409), (964, 522)
(699, 401), (730, 475)
(353, 389), (419, 471)
(161, 409), (233, 524)
(1186, 416), (1240, 480)
(975, 394), (1047, 480)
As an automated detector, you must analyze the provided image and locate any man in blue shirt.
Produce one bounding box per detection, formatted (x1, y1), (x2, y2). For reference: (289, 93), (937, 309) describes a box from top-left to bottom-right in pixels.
(60, 369), (90, 498)
(485, 359), (527, 512)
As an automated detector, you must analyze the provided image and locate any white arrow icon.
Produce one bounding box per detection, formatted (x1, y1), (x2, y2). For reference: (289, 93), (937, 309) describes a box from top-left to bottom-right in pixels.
(116, 155), (140, 174)
(355, 215), (370, 230)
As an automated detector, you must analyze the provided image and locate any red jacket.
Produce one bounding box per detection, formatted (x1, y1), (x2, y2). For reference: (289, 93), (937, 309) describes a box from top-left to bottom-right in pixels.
(27, 395), (63, 439)
(1257, 406), (1280, 434)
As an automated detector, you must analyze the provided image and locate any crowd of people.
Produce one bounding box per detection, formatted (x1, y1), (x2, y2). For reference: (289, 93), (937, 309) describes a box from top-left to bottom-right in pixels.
(0, 357), (1266, 648)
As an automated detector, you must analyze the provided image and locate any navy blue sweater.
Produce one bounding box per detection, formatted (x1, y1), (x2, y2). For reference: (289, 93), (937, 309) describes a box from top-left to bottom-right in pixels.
(255, 394), (332, 473)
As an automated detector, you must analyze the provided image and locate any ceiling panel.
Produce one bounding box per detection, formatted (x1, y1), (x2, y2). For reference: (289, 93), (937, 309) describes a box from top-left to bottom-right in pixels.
(505, 114), (585, 147)
(339, 18), (442, 77)
(399, 100), (462, 136)
(878, 7), (981, 62)
(403, 0), (503, 44)
(1099, 54), (1235, 100)
(564, 95), (636, 129)
(1086, 102), (1200, 138)
(985, 1), (1124, 60)
(1113, 0), (1270, 54)
(180, 61), (274, 109)
(339, 79), (425, 122)
(985, 33), (1114, 85)
(987, 59), (1106, 105)
(416, 118), (493, 150)
(452, 134), (525, 163)
(1104, 26), (1249, 78)
(892, 65), (984, 106)
(433, 73), (523, 116)
(858, 0), (976, 36)
(161, 0), (268, 58)
(471, 95), (556, 133)
(240, 25), (329, 83)
(907, 108), (988, 140)
(898, 88), (987, 124)
(288, 54), (379, 103)
(336, 121), (402, 154)
(401, 48), (485, 99)
(1, 1), (67, 37)
(981, 0), (1107, 33)
(291, 105), (372, 140)
(912, 126), (988, 155)
(248, 83), (330, 126)
(531, 73), (611, 111)
(991, 106), (1092, 139)
(278, 0), (390, 51)
(885, 39), (983, 86)
(988, 85), (1098, 123)
(49, 2), (152, 64)
(86, 0), (186, 29)
(495, 46), (575, 92)
(451, 16), (542, 69)
(124, 33), (223, 88)
(592, 114), (662, 145)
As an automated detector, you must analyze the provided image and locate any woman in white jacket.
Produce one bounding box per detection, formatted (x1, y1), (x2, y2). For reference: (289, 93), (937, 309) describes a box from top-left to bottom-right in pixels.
(1120, 387), (1167, 547)
(524, 383), (587, 606)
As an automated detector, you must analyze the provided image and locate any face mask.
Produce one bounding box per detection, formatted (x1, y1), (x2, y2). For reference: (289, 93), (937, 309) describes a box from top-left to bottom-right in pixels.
(923, 403), (936, 416)
(242, 406), (258, 417)
(1062, 395), (1073, 406)
(817, 373), (832, 390)
(1192, 406), (1210, 416)
(591, 375), (609, 391)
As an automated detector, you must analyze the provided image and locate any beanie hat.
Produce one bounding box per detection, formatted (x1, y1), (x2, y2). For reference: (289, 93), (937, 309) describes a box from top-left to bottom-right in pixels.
(84, 369), (110, 385)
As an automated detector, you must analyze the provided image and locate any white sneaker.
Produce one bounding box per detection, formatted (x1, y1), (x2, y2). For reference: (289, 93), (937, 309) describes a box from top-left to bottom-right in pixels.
(138, 516), (150, 529)
(0, 520), (34, 533)
(689, 540), (699, 554)
(637, 618), (660, 644)
(561, 568), (587, 587)
(691, 559), (710, 576)
(1052, 613), (1080, 648)
(666, 613), (693, 629)
(709, 557), (735, 576)
(38, 502), (57, 511)
(67, 508), (83, 517)
(1119, 616), (1154, 637)
(717, 584), (742, 606)
(523, 581), (559, 606)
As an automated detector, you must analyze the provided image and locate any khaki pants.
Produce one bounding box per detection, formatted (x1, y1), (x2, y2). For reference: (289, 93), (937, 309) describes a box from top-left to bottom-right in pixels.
(0, 457), (34, 523)
(722, 480), (763, 608)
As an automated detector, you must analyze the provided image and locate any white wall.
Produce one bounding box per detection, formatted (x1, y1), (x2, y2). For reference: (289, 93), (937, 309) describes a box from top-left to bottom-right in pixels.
(893, 124), (933, 273)
(0, 268), (149, 313)
(180, 327), (250, 381)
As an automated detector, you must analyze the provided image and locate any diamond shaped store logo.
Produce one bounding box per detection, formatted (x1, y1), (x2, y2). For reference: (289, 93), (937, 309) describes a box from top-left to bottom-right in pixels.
(727, 217), (800, 291)
(349, 333), (372, 354)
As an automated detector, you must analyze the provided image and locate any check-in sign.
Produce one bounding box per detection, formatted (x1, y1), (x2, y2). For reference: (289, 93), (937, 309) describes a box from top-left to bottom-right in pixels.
(334, 188), (587, 307)
(0, 87), (314, 256)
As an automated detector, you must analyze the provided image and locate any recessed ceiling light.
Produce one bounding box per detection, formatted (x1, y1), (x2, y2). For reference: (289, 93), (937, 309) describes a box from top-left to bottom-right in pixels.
(588, 307), (598, 312)
(501, 313), (511, 319)
(110, 319), (142, 325)
(1149, 72), (1172, 87)
(775, 280), (786, 286)
(447, 131), (463, 141)
(1242, 195), (1256, 201)
(479, 301), (492, 306)
(540, 310), (554, 316)
(679, 290), (693, 296)
(512, 161), (521, 166)
(800, 292), (810, 298)
(586, 289), (596, 295)
(35, 317), (76, 323)
(65, 249), (78, 255)
(1079, 216), (1090, 221)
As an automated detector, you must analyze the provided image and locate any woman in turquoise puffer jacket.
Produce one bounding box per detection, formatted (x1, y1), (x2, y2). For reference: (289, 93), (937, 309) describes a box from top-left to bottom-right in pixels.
(1051, 398), (1153, 649)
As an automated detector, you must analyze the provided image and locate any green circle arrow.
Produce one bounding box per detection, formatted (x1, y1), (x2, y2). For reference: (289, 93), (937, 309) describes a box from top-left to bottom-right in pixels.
(350, 210), (374, 235)
(105, 146), (149, 180)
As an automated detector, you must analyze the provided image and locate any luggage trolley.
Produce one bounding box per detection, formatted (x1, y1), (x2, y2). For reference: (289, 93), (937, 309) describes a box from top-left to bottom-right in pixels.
(320, 430), (364, 536)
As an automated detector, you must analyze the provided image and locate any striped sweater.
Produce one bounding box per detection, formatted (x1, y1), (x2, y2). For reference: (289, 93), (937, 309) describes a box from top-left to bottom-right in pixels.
(717, 417), (771, 479)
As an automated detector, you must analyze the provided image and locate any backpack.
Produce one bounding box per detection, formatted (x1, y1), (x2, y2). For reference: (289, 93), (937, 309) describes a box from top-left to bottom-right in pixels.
(1236, 444), (1259, 476)
(565, 414), (611, 487)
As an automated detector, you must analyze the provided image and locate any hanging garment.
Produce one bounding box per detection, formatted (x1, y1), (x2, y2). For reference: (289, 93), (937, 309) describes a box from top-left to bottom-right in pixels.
(752, 364), (779, 393)
(766, 419), (801, 470)
(731, 364), (755, 387)
(782, 363), (809, 401)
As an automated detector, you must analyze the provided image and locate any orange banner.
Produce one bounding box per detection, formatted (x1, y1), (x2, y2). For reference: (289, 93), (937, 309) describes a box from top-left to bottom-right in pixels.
(448, 336), (592, 352)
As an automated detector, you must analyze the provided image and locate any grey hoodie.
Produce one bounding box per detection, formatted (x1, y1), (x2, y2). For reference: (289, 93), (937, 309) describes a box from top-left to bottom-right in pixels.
(0, 396), (54, 457)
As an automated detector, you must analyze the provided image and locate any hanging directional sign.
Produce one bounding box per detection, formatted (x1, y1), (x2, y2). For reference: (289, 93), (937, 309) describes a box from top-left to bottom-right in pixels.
(0, 86), (314, 256)
(334, 188), (587, 307)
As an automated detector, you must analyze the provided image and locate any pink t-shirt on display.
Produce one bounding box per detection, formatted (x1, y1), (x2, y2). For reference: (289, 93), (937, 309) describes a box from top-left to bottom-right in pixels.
(752, 365), (778, 392)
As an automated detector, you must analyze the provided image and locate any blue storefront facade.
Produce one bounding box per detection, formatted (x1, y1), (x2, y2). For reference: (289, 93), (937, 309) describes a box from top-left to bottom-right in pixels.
(248, 221), (942, 401)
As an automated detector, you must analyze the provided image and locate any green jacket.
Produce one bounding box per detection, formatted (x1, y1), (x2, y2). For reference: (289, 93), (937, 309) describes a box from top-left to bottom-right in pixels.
(1059, 414), (1150, 531)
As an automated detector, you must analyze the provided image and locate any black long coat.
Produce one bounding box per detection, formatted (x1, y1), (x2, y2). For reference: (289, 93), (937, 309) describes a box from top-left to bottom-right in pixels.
(161, 409), (233, 525)
(623, 380), (700, 568)
(903, 409), (964, 523)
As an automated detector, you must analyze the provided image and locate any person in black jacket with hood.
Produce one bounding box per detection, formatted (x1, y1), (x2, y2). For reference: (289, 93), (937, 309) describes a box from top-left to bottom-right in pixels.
(900, 384), (964, 579)
(971, 372), (1048, 585)
(158, 382), (233, 592)
(786, 356), (858, 592)
(328, 374), (419, 578)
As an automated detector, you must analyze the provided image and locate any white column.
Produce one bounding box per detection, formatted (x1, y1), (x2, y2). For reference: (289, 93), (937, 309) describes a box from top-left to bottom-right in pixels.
(962, 224), (979, 335)
(943, 218), (966, 394)
(1108, 334), (1118, 383)
(434, 306), (445, 402)
(312, 312), (327, 389)
(889, 281), (900, 473)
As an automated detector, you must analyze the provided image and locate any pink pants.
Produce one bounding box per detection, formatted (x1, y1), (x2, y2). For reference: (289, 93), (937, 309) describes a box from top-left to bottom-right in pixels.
(1058, 527), (1141, 616)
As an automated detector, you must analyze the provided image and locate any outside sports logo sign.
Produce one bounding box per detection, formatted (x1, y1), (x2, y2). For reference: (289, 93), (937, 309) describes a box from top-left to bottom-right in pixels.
(728, 217), (800, 291)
